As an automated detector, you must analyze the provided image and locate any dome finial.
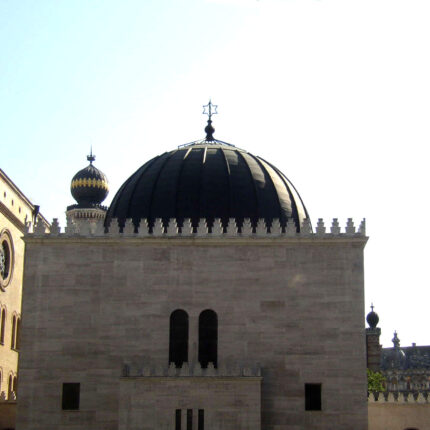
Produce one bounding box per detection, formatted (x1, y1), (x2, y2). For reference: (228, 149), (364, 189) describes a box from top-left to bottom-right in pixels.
(366, 303), (379, 329)
(203, 99), (218, 141)
(392, 331), (400, 348)
(87, 146), (96, 165)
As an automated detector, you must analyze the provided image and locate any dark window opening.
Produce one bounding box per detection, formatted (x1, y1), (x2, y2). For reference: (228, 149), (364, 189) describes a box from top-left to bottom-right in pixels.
(62, 383), (80, 410)
(198, 409), (204, 430)
(0, 309), (5, 344)
(10, 316), (16, 349)
(169, 310), (189, 367)
(305, 383), (321, 411)
(187, 409), (193, 430)
(175, 409), (181, 430)
(15, 318), (21, 350)
(198, 309), (218, 368)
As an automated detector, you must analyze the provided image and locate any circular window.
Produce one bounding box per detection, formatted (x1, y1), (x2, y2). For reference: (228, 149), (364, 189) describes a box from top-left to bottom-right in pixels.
(0, 231), (13, 290)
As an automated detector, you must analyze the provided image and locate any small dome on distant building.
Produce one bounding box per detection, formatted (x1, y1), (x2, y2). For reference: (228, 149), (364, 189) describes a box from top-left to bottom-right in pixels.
(70, 150), (109, 208)
(381, 331), (407, 370)
(366, 304), (379, 329)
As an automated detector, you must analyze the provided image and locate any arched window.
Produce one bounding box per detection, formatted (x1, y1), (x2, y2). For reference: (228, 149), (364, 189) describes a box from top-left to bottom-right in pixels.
(8, 374), (12, 399)
(0, 308), (5, 344)
(198, 309), (218, 368)
(13, 375), (17, 395)
(11, 315), (16, 349)
(15, 317), (21, 350)
(169, 310), (189, 367)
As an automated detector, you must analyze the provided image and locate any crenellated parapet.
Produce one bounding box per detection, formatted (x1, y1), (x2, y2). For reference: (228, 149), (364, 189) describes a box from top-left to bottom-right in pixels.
(25, 217), (366, 239)
(368, 391), (430, 403)
(121, 362), (262, 378)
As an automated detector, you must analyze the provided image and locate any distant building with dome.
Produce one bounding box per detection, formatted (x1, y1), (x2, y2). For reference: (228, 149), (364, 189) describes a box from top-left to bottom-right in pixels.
(366, 306), (430, 430)
(16, 106), (368, 430)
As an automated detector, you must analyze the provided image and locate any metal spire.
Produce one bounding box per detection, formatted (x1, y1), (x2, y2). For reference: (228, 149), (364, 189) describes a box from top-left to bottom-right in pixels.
(87, 146), (96, 165)
(203, 99), (218, 141)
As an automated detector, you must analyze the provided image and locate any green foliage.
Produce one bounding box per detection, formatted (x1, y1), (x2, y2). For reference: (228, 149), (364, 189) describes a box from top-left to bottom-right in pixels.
(367, 368), (386, 392)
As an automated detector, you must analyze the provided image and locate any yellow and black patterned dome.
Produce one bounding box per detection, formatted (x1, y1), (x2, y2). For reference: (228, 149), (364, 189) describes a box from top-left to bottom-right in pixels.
(70, 152), (109, 207)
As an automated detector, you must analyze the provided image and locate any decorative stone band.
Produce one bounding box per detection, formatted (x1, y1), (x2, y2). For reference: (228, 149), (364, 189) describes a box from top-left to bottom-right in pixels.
(26, 217), (366, 238)
(121, 362), (261, 378)
(368, 391), (429, 404)
(71, 177), (108, 190)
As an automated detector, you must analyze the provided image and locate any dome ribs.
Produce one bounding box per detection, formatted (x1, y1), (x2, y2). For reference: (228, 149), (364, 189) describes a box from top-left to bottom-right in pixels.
(105, 157), (157, 226)
(251, 156), (287, 229)
(130, 151), (176, 228)
(105, 143), (310, 232)
(222, 149), (257, 229)
(239, 151), (275, 228)
(175, 147), (205, 229)
(150, 149), (184, 225)
(199, 147), (230, 228)
(259, 157), (310, 231)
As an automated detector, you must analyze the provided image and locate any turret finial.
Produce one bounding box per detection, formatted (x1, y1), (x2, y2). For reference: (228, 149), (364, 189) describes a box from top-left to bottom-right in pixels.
(87, 146), (96, 165)
(203, 99), (218, 141)
(392, 331), (400, 348)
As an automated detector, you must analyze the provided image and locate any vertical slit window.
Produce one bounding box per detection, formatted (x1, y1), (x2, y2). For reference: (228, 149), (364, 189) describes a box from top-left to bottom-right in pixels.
(11, 315), (16, 349)
(62, 383), (80, 410)
(198, 409), (204, 430)
(13, 376), (17, 395)
(198, 310), (218, 368)
(15, 317), (21, 350)
(175, 409), (181, 430)
(0, 309), (5, 344)
(169, 310), (189, 367)
(187, 409), (193, 430)
(305, 383), (322, 411)
(8, 375), (12, 399)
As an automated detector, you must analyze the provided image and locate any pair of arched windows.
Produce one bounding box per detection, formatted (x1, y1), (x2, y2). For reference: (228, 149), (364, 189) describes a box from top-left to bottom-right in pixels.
(169, 309), (218, 368)
(0, 307), (20, 350)
(6, 373), (17, 399)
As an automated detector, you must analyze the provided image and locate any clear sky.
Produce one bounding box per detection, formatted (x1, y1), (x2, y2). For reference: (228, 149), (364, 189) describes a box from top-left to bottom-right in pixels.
(1, 0), (430, 347)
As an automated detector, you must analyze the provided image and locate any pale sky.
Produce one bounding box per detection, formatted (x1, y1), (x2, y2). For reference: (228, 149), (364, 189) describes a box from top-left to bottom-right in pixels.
(1, 0), (430, 347)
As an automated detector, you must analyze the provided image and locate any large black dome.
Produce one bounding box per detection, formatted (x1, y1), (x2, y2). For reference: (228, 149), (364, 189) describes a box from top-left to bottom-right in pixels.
(105, 142), (309, 231)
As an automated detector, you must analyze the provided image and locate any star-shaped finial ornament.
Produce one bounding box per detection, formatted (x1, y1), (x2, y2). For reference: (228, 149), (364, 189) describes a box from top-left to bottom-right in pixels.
(203, 100), (218, 121)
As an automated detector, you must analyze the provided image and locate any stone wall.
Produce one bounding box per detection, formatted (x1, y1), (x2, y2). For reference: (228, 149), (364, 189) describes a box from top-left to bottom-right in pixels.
(369, 393), (430, 430)
(17, 220), (368, 430)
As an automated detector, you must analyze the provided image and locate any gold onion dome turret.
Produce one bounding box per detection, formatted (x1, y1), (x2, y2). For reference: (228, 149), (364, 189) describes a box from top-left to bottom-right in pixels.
(70, 150), (109, 208)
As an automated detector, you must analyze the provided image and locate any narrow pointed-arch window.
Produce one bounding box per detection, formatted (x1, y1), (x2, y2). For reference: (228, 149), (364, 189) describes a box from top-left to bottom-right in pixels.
(15, 317), (21, 350)
(0, 308), (5, 344)
(198, 310), (218, 368)
(13, 375), (17, 395)
(8, 374), (12, 399)
(169, 310), (189, 367)
(11, 315), (16, 349)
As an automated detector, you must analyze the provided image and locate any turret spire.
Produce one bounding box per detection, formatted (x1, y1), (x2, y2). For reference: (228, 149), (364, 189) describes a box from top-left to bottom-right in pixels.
(87, 146), (95, 165)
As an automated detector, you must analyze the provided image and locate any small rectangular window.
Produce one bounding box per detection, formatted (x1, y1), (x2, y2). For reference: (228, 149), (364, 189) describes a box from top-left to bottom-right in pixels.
(305, 383), (321, 411)
(175, 409), (181, 430)
(198, 409), (204, 430)
(187, 409), (193, 430)
(62, 383), (80, 410)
